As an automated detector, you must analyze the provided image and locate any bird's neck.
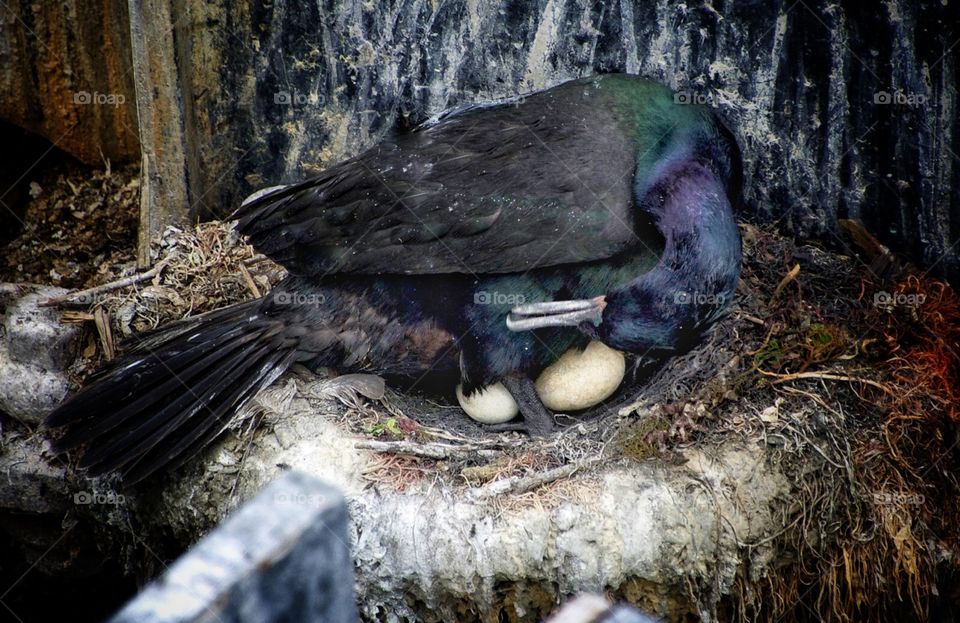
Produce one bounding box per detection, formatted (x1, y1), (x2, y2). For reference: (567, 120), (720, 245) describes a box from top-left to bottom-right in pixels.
(650, 158), (740, 256)
(600, 158), (741, 352)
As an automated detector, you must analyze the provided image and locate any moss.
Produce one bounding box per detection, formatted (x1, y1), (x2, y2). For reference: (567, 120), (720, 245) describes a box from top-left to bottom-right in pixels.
(612, 414), (672, 461)
(802, 322), (847, 367)
(363, 416), (404, 438)
(752, 337), (786, 370)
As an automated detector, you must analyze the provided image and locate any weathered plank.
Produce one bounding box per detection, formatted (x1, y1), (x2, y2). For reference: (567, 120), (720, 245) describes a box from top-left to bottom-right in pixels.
(127, 0), (193, 266)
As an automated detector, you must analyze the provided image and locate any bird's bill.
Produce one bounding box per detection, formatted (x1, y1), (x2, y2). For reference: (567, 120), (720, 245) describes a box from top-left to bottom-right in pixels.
(506, 296), (606, 332)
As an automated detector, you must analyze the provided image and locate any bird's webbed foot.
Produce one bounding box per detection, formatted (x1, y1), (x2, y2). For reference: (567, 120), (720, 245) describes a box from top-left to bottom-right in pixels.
(486, 375), (556, 437)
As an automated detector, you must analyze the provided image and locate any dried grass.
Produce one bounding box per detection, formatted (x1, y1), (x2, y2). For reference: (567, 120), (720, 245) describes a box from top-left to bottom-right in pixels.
(714, 226), (960, 622)
(115, 223), (286, 335)
(56, 218), (960, 620)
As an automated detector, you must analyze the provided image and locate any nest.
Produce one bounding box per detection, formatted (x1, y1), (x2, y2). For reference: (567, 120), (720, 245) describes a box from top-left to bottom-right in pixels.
(48, 222), (286, 372)
(715, 226), (959, 622)
(49, 217), (960, 621)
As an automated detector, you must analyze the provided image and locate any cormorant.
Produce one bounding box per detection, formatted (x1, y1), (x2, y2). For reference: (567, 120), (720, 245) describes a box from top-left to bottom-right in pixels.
(45, 74), (742, 483)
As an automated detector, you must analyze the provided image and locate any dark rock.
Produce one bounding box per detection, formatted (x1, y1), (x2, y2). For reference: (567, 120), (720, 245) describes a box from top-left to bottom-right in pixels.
(108, 471), (358, 623)
(3, 287), (80, 370)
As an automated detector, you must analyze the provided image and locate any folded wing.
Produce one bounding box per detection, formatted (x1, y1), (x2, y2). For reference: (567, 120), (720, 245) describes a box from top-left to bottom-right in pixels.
(232, 78), (644, 276)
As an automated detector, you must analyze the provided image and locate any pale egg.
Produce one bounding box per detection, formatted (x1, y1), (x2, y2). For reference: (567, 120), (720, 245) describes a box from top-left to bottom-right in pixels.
(535, 341), (625, 411)
(456, 382), (519, 424)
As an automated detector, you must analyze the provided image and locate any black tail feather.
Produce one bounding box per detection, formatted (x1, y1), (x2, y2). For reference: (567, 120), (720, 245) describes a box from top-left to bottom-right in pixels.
(54, 329), (262, 450)
(45, 299), (302, 484)
(46, 304), (262, 429)
(122, 346), (298, 484)
(75, 335), (268, 472)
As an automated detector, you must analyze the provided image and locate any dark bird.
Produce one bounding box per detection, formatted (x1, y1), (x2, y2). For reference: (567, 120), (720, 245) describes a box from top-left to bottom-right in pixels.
(45, 74), (742, 483)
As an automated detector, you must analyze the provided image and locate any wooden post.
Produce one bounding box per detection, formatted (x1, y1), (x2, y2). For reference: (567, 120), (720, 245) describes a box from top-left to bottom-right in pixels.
(127, 0), (193, 267)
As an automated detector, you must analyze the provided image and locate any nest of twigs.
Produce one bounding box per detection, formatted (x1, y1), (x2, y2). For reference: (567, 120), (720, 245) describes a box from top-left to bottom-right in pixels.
(717, 224), (960, 622)
(48, 222), (287, 371)
(48, 217), (960, 621)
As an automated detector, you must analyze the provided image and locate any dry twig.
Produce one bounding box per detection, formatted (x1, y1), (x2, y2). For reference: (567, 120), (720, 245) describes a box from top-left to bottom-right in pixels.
(467, 461), (595, 500)
(355, 439), (500, 461)
(38, 260), (169, 308)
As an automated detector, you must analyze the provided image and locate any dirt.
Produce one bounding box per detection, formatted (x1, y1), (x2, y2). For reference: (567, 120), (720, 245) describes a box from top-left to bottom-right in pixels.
(0, 159), (140, 289)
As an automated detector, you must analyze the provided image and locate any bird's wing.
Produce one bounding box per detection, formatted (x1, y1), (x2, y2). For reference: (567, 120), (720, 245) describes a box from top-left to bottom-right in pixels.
(232, 77), (646, 276)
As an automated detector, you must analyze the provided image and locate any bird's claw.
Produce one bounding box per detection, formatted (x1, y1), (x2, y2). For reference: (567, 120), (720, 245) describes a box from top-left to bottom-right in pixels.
(485, 413), (555, 437)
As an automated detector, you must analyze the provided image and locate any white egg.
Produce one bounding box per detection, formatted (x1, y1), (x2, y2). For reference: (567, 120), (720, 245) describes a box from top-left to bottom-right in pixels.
(456, 382), (519, 424)
(535, 341), (626, 411)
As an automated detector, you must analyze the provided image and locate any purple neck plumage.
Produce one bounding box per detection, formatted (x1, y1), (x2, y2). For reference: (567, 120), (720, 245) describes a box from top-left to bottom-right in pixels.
(597, 152), (741, 353)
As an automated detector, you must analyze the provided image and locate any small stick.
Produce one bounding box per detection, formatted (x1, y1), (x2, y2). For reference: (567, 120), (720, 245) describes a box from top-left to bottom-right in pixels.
(468, 462), (588, 500)
(355, 440), (500, 461)
(242, 254), (273, 266)
(58, 310), (94, 323)
(38, 260), (169, 307)
(238, 262), (261, 298)
(758, 369), (894, 395)
(733, 311), (765, 326)
(769, 263), (800, 305)
(93, 307), (116, 360)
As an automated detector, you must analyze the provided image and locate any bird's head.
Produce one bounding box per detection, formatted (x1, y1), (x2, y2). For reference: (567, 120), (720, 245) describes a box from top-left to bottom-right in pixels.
(505, 157), (741, 356)
(504, 277), (724, 357)
(505, 80), (742, 358)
